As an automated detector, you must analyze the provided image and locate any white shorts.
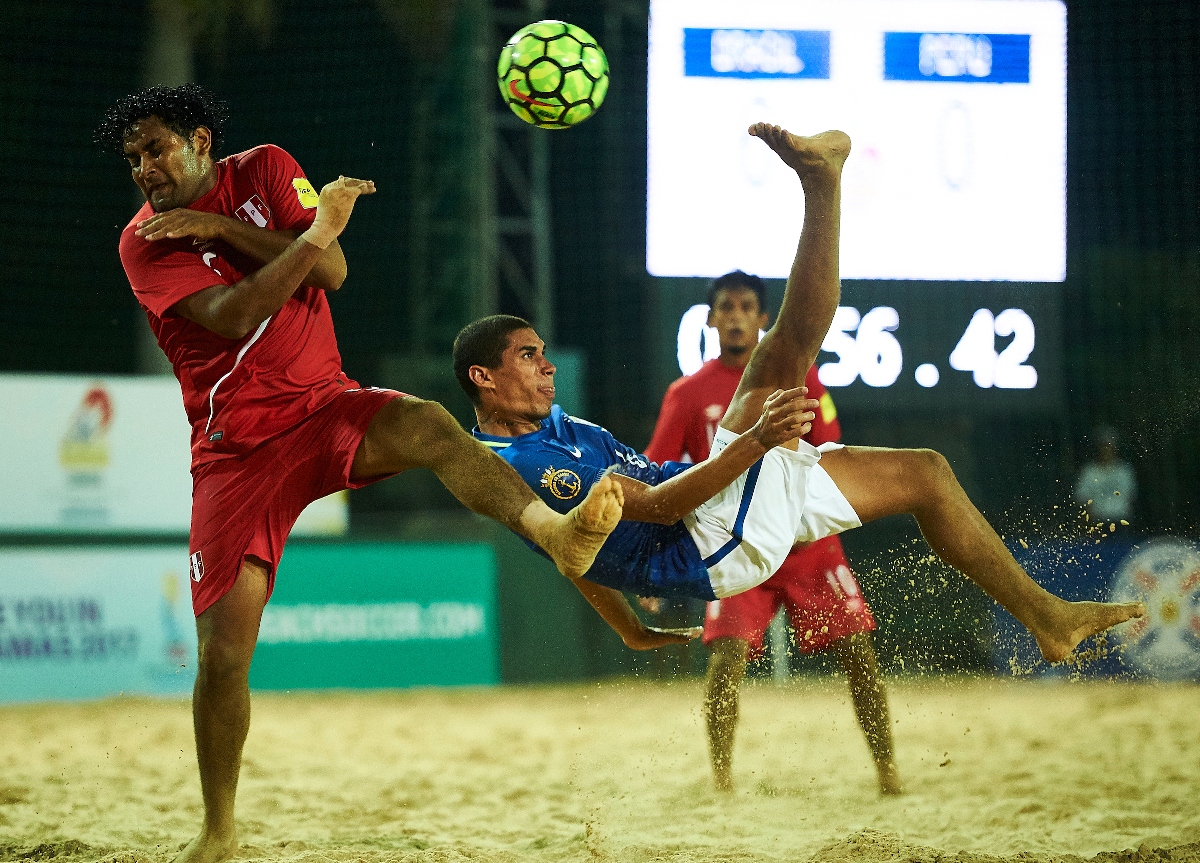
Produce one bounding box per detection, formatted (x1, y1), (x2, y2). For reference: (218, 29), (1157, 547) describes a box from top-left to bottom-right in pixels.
(684, 427), (862, 599)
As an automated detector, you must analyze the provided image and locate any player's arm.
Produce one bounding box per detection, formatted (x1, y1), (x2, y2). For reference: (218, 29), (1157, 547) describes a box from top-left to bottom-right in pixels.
(617, 387), (816, 525)
(572, 579), (701, 650)
(171, 177), (374, 339)
(134, 210), (348, 291)
(136, 211), (347, 291)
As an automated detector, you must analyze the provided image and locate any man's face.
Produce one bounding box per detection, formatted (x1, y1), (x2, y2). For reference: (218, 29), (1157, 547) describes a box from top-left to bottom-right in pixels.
(122, 116), (213, 212)
(477, 328), (557, 423)
(708, 287), (769, 357)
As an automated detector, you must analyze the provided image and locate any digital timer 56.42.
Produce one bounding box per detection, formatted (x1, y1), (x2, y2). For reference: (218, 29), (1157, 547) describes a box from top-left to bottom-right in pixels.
(678, 304), (1037, 390)
(667, 281), (1062, 414)
(818, 305), (1037, 390)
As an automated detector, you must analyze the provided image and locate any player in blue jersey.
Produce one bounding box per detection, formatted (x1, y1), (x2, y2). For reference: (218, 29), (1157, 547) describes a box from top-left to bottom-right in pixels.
(454, 123), (1145, 663)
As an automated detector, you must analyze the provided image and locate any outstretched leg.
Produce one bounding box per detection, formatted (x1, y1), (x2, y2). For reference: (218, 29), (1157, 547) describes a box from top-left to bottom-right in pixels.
(722, 125), (850, 435)
(352, 396), (622, 578)
(820, 447), (1145, 662)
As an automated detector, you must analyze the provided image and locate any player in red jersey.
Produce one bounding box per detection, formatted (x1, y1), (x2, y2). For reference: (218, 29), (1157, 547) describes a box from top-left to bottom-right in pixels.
(645, 271), (900, 795)
(96, 85), (631, 863)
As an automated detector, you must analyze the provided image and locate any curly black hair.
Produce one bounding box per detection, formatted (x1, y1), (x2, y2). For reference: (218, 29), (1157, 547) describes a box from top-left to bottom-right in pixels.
(94, 84), (229, 156)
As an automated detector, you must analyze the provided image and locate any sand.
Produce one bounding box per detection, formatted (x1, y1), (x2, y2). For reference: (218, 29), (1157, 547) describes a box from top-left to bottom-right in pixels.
(1, 677), (1198, 863)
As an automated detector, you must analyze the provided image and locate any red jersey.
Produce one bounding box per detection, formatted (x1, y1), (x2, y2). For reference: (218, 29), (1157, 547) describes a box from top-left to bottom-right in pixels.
(645, 361), (840, 463)
(120, 145), (354, 468)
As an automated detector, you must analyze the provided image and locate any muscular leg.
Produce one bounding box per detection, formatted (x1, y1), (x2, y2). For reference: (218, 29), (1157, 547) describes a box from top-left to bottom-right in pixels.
(833, 632), (901, 795)
(175, 559), (269, 863)
(351, 396), (621, 578)
(722, 125), (850, 435)
(703, 636), (749, 791)
(820, 447), (1145, 662)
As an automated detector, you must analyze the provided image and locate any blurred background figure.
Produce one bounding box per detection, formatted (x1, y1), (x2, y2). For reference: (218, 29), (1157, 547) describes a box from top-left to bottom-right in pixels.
(1074, 425), (1137, 530)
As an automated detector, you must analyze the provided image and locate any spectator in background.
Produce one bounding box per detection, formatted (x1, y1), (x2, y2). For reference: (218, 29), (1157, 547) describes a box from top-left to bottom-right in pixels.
(1074, 425), (1137, 528)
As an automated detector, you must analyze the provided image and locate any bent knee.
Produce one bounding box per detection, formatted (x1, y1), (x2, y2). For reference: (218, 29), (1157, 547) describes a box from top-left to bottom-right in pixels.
(912, 448), (953, 480)
(395, 396), (459, 434)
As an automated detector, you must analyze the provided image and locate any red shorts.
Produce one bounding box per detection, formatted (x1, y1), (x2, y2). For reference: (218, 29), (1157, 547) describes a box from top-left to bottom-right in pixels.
(187, 387), (403, 616)
(702, 534), (876, 659)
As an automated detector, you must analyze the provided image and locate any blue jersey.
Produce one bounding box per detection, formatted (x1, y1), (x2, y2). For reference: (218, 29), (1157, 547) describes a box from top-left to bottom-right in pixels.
(475, 406), (716, 600)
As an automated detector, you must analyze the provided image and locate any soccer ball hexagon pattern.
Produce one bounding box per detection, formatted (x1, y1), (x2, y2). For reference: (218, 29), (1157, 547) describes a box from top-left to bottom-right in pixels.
(498, 20), (610, 129)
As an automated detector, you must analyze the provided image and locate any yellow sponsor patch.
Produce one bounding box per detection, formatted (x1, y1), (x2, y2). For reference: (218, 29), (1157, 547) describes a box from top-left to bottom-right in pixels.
(292, 178), (319, 209)
(819, 391), (838, 425)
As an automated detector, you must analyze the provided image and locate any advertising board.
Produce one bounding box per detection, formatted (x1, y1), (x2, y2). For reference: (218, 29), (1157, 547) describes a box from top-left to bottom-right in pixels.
(0, 374), (345, 536)
(0, 543), (499, 703)
(0, 546), (197, 703)
(995, 537), (1200, 680)
(250, 543), (500, 690)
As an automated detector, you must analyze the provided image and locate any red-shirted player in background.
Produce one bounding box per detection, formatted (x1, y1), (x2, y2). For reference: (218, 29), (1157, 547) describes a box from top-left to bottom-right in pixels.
(96, 85), (630, 863)
(645, 271), (901, 795)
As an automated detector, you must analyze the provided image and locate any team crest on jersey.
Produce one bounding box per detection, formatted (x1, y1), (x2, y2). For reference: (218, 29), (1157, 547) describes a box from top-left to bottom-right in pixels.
(235, 194), (271, 227)
(541, 466), (582, 500)
(292, 178), (319, 209)
(189, 550), (205, 583)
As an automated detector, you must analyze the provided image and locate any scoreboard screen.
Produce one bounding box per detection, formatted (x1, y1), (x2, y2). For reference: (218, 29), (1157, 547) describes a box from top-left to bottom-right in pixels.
(646, 0), (1067, 282)
(657, 279), (1063, 413)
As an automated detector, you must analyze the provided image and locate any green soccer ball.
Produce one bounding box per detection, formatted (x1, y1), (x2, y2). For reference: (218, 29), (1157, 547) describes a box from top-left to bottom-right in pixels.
(497, 20), (610, 129)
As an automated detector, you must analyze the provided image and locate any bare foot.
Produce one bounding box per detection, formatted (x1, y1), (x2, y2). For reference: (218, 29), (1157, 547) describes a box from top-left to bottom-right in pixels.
(173, 827), (237, 863)
(877, 762), (903, 796)
(543, 474), (624, 579)
(1033, 599), (1146, 664)
(748, 124), (851, 182)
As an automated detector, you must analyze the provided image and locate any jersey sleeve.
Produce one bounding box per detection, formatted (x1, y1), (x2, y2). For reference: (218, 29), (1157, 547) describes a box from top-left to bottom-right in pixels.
(249, 145), (318, 232)
(508, 447), (608, 515)
(119, 228), (230, 318)
(644, 379), (690, 463)
(804, 365), (842, 446)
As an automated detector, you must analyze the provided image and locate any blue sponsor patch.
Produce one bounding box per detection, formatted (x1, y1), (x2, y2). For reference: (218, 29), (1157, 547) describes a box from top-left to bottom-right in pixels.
(684, 28), (830, 79)
(884, 32), (1030, 83)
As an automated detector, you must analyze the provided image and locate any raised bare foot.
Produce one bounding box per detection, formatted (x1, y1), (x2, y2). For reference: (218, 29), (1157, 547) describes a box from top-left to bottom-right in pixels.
(173, 827), (237, 863)
(748, 124), (851, 182)
(877, 761), (903, 796)
(544, 474), (624, 579)
(1033, 599), (1146, 664)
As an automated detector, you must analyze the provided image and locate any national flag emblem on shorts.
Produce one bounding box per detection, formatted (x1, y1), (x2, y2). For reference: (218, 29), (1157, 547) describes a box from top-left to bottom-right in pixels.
(235, 195), (271, 227)
(189, 551), (205, 583)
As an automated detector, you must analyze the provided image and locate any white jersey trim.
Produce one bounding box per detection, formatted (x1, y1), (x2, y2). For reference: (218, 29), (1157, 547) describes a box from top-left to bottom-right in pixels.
(205, 316), (272, 434)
